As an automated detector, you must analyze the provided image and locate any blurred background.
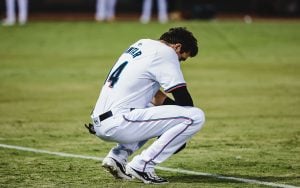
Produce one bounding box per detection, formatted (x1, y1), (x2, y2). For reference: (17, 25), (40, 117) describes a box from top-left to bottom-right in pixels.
(0, 0), (299, 22)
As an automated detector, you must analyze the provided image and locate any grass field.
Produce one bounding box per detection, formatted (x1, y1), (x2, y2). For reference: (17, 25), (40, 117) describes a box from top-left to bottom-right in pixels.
(0, 20), (299, 187)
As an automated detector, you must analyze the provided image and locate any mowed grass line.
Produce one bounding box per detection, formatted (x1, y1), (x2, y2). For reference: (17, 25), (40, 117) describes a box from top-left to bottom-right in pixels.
(0, 21), (299, 187)
(1, 143), (298, 188)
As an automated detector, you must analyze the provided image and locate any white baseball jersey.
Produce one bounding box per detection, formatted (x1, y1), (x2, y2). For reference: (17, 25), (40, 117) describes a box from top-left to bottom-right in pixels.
(93, 39), (186, 116)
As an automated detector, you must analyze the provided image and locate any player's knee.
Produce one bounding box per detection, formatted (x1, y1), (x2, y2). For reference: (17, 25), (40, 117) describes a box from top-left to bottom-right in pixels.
(190, 107), (205, 130)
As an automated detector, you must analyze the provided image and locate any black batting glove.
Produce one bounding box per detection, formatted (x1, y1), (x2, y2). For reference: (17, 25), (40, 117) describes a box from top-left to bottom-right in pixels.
(84, 123), (96, 135)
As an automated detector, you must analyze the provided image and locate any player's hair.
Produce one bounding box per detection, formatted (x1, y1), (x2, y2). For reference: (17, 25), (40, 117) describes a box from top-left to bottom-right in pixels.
(159, 27), (198, 57)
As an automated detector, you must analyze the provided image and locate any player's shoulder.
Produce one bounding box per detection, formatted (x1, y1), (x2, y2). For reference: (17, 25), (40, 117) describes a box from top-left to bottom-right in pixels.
(135, 39), (171, 50)
(133, 39), (161, 47)
(132, 39), (178, 63)
(143, 39), (177, 57)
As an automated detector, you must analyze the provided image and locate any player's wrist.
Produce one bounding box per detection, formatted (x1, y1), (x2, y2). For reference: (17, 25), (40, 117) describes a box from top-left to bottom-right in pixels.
(162, 97), (176, 105)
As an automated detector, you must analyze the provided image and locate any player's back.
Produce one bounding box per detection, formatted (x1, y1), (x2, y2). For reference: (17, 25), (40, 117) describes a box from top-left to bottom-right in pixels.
(93, 39), (176, 115)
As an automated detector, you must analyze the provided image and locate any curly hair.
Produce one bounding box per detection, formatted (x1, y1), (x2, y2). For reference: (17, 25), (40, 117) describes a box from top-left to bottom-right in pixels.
(159, 27), (198, 57)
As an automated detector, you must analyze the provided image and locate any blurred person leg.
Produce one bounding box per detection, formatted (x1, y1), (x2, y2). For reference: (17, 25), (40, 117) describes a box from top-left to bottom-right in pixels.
(157, 0), (168, 23)
(3, 0), (16, 26)
(107, 0), (117, 21)
(95, 0), (107, 21)
(140, 0), (152, 24)
(18, 0), (28, 25)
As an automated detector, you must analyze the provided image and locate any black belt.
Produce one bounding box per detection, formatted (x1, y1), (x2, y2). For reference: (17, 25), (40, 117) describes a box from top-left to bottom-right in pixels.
(99, 108), (135, 122)
(99, 111), (113, 121)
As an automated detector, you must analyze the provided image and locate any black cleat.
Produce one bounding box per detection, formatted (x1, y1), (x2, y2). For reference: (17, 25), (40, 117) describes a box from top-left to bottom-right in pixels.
(126, 166), (168, 184)
(84, 123), (96, 135)
(102, 157), (133, 180)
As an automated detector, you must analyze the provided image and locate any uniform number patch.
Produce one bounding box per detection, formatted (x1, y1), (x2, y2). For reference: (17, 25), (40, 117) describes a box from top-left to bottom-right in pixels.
(107, 61), (128, 88)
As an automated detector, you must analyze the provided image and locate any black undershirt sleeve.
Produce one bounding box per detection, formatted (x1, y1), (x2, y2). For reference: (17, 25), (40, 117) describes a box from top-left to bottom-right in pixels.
(162, 97), (176, 105)
(162, 86), (194, 107)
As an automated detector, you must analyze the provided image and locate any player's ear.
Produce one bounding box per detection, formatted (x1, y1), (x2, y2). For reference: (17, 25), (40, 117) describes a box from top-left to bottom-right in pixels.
(174, 43), (182, 53)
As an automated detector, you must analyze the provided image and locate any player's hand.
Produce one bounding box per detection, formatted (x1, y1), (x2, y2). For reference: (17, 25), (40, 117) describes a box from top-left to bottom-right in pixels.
(85, 123), (96, 135)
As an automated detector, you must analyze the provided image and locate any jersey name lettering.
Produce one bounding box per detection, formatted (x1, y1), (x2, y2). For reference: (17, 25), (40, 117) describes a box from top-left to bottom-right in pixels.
(125, 47), (142, 58)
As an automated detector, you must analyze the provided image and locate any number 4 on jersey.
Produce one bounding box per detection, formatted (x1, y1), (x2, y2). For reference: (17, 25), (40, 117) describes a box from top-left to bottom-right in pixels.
(107, 61), (128, 88)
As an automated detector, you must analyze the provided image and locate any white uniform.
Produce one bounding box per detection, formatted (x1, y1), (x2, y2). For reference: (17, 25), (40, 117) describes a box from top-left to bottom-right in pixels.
(92, 39), (205, 172)
(140, 0), (168, 24)
(3, 0), (28, 26)
(95, 0), (117, 21)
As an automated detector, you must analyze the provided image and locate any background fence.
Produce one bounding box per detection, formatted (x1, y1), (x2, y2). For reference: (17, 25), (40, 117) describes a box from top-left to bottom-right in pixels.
(0, 0), (299, 20)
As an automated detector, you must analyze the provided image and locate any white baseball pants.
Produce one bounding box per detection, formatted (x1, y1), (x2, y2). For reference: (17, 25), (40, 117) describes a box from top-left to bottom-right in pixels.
(95, 0), (117, 21)
(5, 0), (28, 24)
(93, 105), (205, 172)
(140, 0), (168, 23)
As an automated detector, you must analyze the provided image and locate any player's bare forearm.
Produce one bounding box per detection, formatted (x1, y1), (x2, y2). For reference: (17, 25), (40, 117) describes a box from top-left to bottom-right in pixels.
(152, 90), (167, 106)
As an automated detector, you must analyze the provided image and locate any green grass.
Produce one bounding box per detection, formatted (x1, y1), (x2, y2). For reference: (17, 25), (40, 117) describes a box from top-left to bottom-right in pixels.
(0, 20), (299, 187)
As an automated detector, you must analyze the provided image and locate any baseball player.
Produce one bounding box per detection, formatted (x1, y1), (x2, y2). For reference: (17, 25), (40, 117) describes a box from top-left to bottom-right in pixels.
(2, 0), (28, 26)
(95, 0), (117, 22)
(140, 0), (168, 24)
(86, 27), (205, 184)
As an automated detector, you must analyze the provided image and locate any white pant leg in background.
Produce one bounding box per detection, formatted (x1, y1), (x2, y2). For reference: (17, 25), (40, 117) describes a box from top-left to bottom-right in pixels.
(5, 0), (16, 23)
(18, 0), (28, 24)
(140, 0), (152, 23)
(95, 105), (205, 172)
(106, 0), (116, 20)
(95, 0), (106, 21)
(157, 0), (168, 23)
